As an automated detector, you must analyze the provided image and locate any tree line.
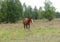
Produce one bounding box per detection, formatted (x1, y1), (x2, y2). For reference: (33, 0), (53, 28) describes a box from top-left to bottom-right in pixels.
(0, 0), (59, 23)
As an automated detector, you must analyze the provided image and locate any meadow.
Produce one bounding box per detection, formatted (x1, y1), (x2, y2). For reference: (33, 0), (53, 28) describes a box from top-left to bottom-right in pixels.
(0, 19), (60, 42)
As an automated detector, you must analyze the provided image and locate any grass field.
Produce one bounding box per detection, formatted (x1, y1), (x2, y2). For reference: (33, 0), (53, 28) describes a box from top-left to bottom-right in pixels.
(0, 19), (60, 42)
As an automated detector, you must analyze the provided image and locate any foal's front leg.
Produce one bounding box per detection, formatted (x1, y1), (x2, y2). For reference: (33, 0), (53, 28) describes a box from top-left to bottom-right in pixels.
(26, 25), (28, 29)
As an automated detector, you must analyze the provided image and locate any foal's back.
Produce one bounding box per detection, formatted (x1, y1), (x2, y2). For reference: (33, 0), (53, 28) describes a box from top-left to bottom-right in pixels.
(23, 18), (29, 24)
(23, 18), (31, 25)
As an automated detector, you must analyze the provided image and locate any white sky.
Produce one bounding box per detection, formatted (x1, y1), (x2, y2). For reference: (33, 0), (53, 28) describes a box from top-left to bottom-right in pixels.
(20, 0), (60, 12)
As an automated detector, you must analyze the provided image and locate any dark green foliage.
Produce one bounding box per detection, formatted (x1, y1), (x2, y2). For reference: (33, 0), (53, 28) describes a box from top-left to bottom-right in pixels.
(27, 6), (33, 18)
(0, 0), (57, 23)
(38, 7), (44, 19)
(6, 0), (23, 23)
(23, 4), (33, 18)
(44, 0), (56, 21)
(55, 12), (60, 18)
(22, 3), (27, 18)
(0, 0), (23, 23)
(33, 6), (39, 19)
(0, 1), (7, 23)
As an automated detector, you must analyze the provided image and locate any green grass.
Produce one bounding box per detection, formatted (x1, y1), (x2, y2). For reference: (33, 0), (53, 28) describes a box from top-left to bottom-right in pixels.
(0, 28), (60, 42)
(0, 19), (60, 42)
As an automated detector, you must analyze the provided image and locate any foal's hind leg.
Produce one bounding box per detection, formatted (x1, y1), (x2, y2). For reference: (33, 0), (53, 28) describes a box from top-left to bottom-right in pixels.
(29, 24), (30, 29)
(24, 24), (26, 29)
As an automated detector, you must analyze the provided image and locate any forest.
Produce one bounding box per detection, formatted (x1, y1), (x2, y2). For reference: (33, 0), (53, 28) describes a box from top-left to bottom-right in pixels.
(0, 0), (60, 23)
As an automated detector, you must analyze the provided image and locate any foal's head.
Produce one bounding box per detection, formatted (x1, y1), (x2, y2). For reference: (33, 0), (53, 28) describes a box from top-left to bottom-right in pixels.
(28, 18), (33, 23)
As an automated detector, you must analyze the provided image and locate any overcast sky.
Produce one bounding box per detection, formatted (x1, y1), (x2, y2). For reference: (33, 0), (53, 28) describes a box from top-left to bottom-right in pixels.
(20, 0), (60, 12)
